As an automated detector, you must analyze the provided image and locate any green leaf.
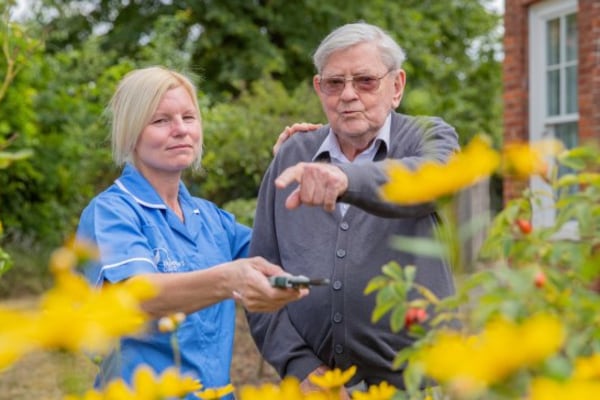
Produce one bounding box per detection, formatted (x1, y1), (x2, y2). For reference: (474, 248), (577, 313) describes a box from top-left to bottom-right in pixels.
(371, 300), (396, 324)
(390, 305), (407, 332)
(382, 261), (405, 280)
(364, 276), (390, 295)
(392, 346), (417, 369)
(414, 284), (440, 304)
(403, 265), (417, 284)
(389, 236), (448, 259)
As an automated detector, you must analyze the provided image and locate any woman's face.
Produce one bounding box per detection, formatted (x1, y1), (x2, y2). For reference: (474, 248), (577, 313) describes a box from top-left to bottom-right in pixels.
(134, 86), (202, 178)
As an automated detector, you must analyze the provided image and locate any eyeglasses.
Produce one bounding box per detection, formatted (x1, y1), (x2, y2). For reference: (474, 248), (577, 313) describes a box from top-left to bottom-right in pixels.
(318, 69), (395, 96)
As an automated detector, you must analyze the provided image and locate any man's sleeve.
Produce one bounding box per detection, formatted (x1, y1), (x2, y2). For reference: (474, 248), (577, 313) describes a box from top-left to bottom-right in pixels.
(246, 162), (324, 381)
(338, 116), (460, 218)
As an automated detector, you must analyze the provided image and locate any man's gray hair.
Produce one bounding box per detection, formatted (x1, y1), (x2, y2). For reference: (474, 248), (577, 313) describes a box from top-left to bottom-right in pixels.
(312, 22), (406, 74)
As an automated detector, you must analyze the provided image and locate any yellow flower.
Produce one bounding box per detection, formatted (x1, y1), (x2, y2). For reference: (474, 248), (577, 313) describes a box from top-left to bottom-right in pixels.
(196, 383), (235, 400)
(20, 272), (156, 354)
(68, 379), (134, 400)
(49, 239), (99, 275)
(351, 381), (397, 400)
(530, 377), (600, 400)
(380, 135), (500, 204)
(66, 237), (100, 264)
(239, 377), (304, 400)
(573, 354), (600, 380)
(158, 316), (176, 333)
(159, 312), (187, 333)
(110, 365), (202, 399)
(0, 308), (35, 369)
(309, 365), (357, 390)
(48, 246), (78, 274)
(416, 314), (564, 394)
(501, 139), (563, 179)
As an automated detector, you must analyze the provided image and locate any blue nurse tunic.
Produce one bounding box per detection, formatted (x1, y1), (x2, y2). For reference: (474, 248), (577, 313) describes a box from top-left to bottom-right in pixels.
(76, 163), (251, 398)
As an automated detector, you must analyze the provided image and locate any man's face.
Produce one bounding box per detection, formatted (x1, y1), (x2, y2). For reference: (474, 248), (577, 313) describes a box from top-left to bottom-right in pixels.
(313, 42), (405, 147)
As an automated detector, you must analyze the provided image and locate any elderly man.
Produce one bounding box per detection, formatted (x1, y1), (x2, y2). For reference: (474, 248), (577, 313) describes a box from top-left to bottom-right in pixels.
(247, 22), (459, 396)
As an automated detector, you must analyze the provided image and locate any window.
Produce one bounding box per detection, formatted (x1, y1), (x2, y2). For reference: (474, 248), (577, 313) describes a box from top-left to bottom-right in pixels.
(529, 0), (578, 233)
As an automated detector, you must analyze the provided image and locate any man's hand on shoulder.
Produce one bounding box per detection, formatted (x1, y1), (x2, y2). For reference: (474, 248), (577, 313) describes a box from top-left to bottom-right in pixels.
(273, 122), (322, 156)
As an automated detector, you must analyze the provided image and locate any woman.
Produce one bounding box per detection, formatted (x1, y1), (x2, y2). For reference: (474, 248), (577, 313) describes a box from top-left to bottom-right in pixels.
(76, 66), (306, 396)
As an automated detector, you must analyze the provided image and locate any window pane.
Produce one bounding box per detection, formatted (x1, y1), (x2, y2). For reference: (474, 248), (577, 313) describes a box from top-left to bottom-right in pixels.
(554, 122), (578, 195)
(555, 121), (578, 149)
(566, 13), (578, 62)
(547, 69), (560, 116)
(566, 65), (578, 114)
(546, 18), (560, 65)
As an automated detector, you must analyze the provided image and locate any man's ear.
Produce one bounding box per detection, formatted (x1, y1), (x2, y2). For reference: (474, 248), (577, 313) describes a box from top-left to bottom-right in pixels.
(313, 74), (321, 94)
(392, 69), (406, 108)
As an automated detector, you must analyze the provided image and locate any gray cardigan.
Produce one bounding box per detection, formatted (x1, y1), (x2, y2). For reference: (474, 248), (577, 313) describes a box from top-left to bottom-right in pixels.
(247, 112), (459, 388)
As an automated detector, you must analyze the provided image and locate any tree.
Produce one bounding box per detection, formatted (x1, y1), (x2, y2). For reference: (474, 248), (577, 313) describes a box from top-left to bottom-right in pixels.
(35, 0), (502, 143)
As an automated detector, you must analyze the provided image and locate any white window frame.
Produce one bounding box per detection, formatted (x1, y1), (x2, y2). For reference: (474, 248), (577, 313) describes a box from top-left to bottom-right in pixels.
(528, 0), (578, 237)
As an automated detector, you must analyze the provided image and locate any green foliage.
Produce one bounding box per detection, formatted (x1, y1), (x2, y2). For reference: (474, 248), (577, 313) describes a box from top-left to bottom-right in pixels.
(37, 0), (502, 142)
(367, 143), (600, 398)
(195, 75), (323, 205)
(222, 198), (257, 229)
(1, 12), (197, 248)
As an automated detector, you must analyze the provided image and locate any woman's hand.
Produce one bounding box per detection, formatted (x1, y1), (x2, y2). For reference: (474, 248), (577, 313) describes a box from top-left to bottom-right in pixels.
(273, 122), (322, 156)
(231, 257), (308, 312)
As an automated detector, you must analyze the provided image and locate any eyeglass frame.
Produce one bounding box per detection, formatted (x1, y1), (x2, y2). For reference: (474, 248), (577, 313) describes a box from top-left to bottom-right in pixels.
(316, 68), (396, 96)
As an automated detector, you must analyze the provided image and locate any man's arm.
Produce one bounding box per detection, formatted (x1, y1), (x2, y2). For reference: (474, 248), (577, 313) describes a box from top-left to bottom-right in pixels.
(275, 116), (459, 218)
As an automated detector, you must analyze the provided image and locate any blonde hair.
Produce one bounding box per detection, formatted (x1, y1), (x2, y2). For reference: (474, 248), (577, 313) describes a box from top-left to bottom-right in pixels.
(109, 66), (202, 170)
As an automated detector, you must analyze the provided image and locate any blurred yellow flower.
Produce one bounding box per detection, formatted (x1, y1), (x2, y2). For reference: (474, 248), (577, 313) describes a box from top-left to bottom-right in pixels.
(239, 376), (305, 400)
(159, 312), (187, 333)
(501, 139), (563, 179)
(0, 308), (35, 370)
(129, 365), (203, 399)
(67, 365), (202, 400)
(0, 270), (157, 366)
(196, 383), (234, 400)
(530, 377), (600, 400)
(416, 314), (564, 394)
(309, 365), (357, 390)
(33, 273), (155, 353)
(351, 381), (397, 400)
(49, 246), (78, 274)
(49, 240), (99, 274)
(380, 135), (500, 204)
(573, 353), (600, 380)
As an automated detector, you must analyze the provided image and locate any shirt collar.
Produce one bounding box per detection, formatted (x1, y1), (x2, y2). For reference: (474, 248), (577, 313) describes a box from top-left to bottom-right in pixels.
(313, 113), (391, 162)
(114, 164), (191, 209)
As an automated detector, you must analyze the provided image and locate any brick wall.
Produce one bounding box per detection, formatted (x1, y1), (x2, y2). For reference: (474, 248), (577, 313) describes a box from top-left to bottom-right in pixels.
(502, 0), (600, 203)
(578, 0), (600, 142)
(502, 0), (536, 202)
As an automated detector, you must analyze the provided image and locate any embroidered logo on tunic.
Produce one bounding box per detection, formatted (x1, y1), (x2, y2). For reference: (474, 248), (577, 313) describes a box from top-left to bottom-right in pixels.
(153, 247), (184, 272)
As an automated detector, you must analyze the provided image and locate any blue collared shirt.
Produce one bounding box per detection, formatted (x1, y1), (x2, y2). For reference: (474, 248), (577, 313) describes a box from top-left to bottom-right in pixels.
(76, 163), (250, 397)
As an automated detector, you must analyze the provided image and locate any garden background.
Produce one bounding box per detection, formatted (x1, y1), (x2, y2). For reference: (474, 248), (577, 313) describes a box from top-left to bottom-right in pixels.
(0, 0), (503, 398)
